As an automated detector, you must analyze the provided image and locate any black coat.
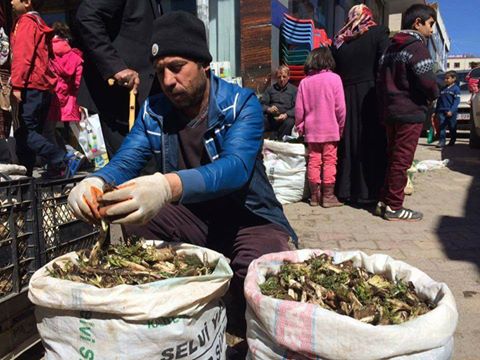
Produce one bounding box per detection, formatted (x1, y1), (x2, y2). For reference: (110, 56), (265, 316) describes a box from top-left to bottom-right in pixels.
(332, 25), (390, 202)
(74, 0), (161, 124)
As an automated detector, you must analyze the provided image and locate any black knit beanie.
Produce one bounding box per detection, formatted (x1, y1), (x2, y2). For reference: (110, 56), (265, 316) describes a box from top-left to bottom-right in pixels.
(150, 11), (212, 64)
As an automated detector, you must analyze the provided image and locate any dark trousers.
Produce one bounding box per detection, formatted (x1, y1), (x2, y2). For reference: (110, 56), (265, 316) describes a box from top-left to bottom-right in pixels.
(438, 112), (457, 145)
(380, 122), (423, 210)
(264, 115), (295, 141)
(14, 89), (65, 176)
(0, 138), (15, 164)
(124, 203), (290, 332)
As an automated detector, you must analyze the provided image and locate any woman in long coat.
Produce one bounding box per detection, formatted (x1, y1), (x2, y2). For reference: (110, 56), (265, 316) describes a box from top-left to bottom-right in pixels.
(332, 5), (389, 204)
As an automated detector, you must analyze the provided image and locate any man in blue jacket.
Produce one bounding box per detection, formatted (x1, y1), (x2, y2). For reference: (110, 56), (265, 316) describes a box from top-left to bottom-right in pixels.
(68, 10), (295, 333)
(435, 70), (461, 147)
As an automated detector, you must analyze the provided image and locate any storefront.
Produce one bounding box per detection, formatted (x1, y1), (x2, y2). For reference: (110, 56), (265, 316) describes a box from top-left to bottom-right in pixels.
(285, 0), (385, 36)
(269, 0), (385, 81)
(37, 0), (241, 80)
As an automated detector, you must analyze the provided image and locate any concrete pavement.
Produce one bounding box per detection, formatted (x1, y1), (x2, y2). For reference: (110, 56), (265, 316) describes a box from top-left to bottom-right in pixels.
(283, 137), (480, 359)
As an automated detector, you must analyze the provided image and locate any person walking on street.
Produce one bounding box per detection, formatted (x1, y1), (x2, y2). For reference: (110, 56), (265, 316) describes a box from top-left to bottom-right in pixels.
(332, 4), (390, 204)
(376, 4), (440, 221)
(74, 0), (162, 167)
(68, 11), (296, 341)
(260, 65), (297, 141)
(435, 70), (460, 148)
(45, 22), (83, 148)
(10, 0), (83, 178)
(295, 47), (346, 207)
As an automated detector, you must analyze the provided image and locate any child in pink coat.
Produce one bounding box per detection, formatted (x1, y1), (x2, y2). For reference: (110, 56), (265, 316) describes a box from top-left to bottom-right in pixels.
(295, 47), (346, 207)
(45, 22), (83, 147)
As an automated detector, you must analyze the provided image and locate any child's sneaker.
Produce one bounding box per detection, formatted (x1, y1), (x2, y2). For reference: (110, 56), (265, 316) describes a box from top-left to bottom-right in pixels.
(64, 151), (85, 179)
(383, 206), (423, 221)
(374, 201), (386, 217)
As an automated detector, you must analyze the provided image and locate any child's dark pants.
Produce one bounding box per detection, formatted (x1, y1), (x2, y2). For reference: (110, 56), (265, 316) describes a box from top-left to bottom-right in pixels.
(437, 112), (457, 145)
(14, 89), (66, 175)
(380, 122), (423, 210)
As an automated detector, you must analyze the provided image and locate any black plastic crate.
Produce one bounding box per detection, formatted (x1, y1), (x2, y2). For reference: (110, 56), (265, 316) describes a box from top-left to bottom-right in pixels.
(35, 176), (98, 265)
(0, 178), (36, 303)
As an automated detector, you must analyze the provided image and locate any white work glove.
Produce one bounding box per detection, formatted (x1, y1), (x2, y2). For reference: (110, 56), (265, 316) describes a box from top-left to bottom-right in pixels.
(98, 172), (172, 225)
(67, 177), (105, 223)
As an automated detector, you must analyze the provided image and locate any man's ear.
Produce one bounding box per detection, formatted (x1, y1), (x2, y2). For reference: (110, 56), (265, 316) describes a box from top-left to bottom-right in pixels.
(413, 17), (423, 30)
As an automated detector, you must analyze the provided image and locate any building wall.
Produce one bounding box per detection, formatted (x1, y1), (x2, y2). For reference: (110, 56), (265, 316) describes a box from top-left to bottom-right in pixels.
(447, 57), (480, 72)
(239, 0), (272, 93)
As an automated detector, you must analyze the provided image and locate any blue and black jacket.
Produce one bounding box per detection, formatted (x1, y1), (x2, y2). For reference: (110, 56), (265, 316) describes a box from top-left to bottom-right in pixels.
(435, 83), (461, 115)
(94, 73), (297, 244)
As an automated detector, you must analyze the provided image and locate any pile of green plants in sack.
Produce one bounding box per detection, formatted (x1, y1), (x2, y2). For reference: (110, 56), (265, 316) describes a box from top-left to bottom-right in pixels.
(244, 250), (458, 360)
(48, 242), (214, 288)
(259, 253), (434, 326)
(28, 240), (233, 360)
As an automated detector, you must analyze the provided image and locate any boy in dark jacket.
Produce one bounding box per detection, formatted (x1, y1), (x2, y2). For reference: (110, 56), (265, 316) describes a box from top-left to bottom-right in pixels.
(435, 70), (461, 147)
(376, 4), (439, 221)
(10, 0), (83, 177)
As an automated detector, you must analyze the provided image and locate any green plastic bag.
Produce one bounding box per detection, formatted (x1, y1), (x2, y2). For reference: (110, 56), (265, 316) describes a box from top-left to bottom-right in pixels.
(427, 125), (435, 144)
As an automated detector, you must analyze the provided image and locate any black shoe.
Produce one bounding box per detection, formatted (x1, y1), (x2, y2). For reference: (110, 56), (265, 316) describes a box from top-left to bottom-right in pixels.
(384, 206), (423, 221)
(374, 201), (386, 217)
(41, 166), (64, 180)
(435, 142), (445, 148)
(447, 142), (455, 147)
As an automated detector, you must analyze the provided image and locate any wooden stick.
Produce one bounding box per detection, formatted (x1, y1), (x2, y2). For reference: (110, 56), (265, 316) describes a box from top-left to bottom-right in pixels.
(129, 90), (135, 130)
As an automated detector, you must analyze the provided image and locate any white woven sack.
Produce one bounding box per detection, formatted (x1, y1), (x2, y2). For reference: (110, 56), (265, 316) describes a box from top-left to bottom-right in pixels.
(29, 242), (233, 360)
(263, 140), (306, 204)
(245, 250), (458, 360)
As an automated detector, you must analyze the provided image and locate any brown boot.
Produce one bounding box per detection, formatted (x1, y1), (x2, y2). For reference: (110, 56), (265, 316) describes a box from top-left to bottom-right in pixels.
(321, 183), (343, 208)
(309, 182), (320, 206)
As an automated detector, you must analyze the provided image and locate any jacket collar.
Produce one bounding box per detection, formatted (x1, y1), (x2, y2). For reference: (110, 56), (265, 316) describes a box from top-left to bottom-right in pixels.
(399, 30), (426, 44)
(206, 73), (225, 130)
(149, 0), (162, 18)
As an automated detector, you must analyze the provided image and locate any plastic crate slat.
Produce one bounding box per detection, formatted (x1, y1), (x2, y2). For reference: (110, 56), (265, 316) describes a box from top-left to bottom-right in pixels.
(0, 178), (36, 302)
(1, 176), (99, 303)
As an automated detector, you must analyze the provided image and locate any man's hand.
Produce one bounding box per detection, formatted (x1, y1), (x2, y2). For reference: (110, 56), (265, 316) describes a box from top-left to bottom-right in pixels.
(446, 111), (453, 117)
(12, 89), (22, 103)
(67, 177), (105, 223)
(98, 172), (173, 224)
(113, 68), (140, 94)
(267, 105), (279, 115)
(275, 113), (288, 122)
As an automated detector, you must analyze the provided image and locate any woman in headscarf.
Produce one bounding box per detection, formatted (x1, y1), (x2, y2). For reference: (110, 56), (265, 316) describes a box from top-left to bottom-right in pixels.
(332, 4), (390, 205)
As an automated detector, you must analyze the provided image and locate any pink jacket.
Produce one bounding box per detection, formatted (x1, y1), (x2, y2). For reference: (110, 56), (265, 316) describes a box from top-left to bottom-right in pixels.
(295, 70), (346, 143)
(48, 36), (83, 121)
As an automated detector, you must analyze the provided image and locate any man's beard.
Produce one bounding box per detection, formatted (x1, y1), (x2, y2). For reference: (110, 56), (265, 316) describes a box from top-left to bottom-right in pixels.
(168, 76), (207, 110)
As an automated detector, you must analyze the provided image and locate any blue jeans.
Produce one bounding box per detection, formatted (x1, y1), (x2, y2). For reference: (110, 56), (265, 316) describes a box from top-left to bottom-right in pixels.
(14, 89), (66, 176)
(437, 112), (457, 145)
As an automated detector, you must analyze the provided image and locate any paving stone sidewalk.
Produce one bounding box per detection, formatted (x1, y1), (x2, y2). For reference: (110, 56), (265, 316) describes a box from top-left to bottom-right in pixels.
(284, 137), (480, 360)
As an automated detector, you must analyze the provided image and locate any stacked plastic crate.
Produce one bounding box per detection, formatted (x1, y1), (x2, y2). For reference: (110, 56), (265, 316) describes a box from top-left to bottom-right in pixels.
(0, 177), (38, 358)
(0, 175), (99, 358)
(36, 176), (98, 265)
(280, 13), (331, 83)
(0, 177), (36, 301)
